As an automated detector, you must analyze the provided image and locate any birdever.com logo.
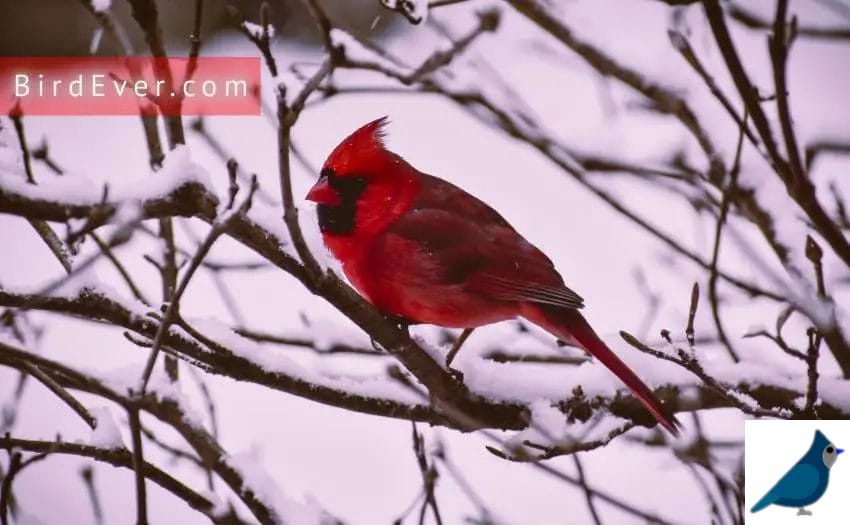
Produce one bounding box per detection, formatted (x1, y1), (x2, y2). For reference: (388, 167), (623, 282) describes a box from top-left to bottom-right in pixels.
(746, 420), (848, 524)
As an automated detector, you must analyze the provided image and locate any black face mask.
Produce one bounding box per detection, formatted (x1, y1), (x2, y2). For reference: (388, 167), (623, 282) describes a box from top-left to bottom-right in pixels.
(316, 168), (369, 235)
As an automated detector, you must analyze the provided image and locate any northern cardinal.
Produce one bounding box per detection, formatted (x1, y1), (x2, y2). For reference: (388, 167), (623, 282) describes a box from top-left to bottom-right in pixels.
(306, 117), (679, 434)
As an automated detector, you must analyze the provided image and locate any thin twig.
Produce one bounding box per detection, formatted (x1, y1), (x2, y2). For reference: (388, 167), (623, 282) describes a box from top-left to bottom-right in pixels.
(620, 331), (784, 418)
(0, 451), (21, 525)
(18, 361), (96, 429)
(685, 282), (699, 350)
(128, 407), (148, 525)
(185, 0), (205, 82)
(728, 2), (850, 41)
(137, 175), (259, 392)
(411, 424), (443, 525)
(769, 0), (807, 186)
(80, 465), (105, 525)
(90, 232), (149, 305)
(573, 455), (602, 525)
(9, 105), (74, 274)
(667, 29), (760, 151)
(0, 435), (228, 522)
(707, 111), (747, 363)
(703, 0), (850, 278)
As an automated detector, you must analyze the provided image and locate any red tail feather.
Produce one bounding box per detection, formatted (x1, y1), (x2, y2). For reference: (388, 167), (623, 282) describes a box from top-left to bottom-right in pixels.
(521, 304), (680, 435)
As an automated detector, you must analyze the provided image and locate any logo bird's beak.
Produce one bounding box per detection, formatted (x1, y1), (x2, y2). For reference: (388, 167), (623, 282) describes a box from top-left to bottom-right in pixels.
(837, 448), (845, 455)
(306, 175), (341, 206)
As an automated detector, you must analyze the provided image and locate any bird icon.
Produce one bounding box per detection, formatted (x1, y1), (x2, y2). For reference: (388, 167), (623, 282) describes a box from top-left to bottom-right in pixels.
(751, 429), (843, 516)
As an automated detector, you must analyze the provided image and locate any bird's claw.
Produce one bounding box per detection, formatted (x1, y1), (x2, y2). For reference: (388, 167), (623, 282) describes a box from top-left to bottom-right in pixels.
(448, 366), (464, 382)
(383, 313), (415, 330)
(797, 508), (812, 516)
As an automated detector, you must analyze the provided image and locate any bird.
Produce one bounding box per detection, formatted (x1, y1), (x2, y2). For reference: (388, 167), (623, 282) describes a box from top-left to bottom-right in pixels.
(751, 429), (843, 515)
(305, 117), (679, 434)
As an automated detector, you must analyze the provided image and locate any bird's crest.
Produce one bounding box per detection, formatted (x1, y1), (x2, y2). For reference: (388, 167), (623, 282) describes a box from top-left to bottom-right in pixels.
(323, 116), (390, 175)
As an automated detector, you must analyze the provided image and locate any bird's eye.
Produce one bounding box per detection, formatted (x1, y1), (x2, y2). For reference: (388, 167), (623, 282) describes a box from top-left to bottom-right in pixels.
(828, 446), (835, 453)
(321, 168), (337, 183)
(320, 170), (369, 204)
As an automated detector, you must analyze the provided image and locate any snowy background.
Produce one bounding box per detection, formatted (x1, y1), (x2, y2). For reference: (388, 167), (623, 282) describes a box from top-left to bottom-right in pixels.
(1, 0), (850, 523)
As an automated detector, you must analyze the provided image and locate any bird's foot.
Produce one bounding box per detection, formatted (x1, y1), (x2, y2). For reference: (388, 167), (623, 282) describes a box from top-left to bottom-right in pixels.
(447, 366), (465, 382)
(383, 313), (415, 329)
(797, 508), (812, 516)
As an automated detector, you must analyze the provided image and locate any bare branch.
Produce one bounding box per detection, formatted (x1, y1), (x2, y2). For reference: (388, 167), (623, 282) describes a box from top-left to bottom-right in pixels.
(728, 2), (850, 41)
(0, 436), (235, 523)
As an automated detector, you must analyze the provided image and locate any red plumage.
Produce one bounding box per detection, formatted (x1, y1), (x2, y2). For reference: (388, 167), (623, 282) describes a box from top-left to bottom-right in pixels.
(306, 117), (679, 434)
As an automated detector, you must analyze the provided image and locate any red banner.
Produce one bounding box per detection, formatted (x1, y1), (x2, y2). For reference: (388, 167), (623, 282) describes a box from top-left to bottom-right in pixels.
(0, 57), (261, 116)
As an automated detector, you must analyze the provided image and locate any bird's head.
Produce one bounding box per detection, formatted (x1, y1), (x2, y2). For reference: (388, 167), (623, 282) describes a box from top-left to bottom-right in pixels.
(812, 430), (843, 469)
(306, 117), (420, 236)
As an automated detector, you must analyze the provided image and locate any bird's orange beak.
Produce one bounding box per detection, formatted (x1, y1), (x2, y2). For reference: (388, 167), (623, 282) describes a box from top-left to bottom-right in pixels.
(306, 175), (341, 205)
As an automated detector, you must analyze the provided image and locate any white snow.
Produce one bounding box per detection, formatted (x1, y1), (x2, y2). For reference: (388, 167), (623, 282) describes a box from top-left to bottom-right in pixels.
(146, 375), (208, 428)
(0, 144), (214, 211)
(91, 0), (111, 13)
(292, 314), (368, 353)
(240, 205), (297, 260)
(459, 339), (690, 405)
(330, 29), (406, 75)
(89, 406), (124, 449)
(501, 399), (633, 458)
(380, 0), (429, 24)
(200, 491), (231, 519)
(90, 27), (104, 54)
(243, 21), (275, 40)
(228, 450), (329, 525)
(181, 317), (425, 407)
(99, 364), (208, 428)
(0, 267), (150, 322)
(817, 378), (850, 414)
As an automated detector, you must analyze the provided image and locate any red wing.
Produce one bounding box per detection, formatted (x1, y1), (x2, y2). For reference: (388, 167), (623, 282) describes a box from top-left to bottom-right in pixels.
(414, 174), (513, 228)
(387, 204), (585, 310)
(467, 272), (585, 310)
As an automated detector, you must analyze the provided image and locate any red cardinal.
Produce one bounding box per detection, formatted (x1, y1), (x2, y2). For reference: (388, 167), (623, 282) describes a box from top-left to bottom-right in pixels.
(306, 117), (679, 434)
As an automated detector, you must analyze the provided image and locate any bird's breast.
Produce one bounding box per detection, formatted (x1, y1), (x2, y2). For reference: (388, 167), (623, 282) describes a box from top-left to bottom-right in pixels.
(321, 232), (381, 304)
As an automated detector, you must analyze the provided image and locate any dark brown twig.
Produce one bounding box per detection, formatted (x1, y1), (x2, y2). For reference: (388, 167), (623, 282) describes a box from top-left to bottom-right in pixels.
(728, 2), (850, 41)
(185, 0), (205, 82)
(0, 436), (229, 522)
(573, 455), (602, 525)
(685, 283), (699, 350)
(9, 106), (74, 274)
(18, 361), (96, 429)
(769, 0), (807, 186)
(620, 331), (785, 418)
(128, 407), (148, 525)
(703, 0), (850, 282)
(806, 140), (850, 170)
(227, 4), (278, 77)
(90, 232), (149, 305)
(138, 175), (259, 392)
(80, 465), (105, 525)
(411, 424), (443, 525)
(0, 451), (21, 525)
(707, 111), (747, 363)
(505, 0), (725, 182)
(667, 29), (760, 151)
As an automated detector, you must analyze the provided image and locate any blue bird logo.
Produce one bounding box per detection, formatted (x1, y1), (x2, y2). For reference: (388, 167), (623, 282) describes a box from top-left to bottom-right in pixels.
(751, 429), (843, 516)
